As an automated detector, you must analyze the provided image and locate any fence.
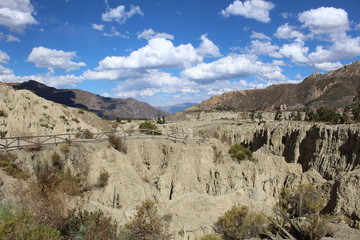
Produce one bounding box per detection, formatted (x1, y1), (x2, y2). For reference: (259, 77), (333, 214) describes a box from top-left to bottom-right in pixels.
(0, 129), (209, 152)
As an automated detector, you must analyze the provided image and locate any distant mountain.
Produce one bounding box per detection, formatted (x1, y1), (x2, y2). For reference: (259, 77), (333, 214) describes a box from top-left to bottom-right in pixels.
(158, 103), (198, 114)
(186, 61), (360, 112)
(13, 80), (168, 119)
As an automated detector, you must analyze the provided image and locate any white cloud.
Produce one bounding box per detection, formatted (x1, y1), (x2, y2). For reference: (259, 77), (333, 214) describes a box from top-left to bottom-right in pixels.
(103, 26), (129, 38)
(250, 31), (270, 40)
(279, 38), (309, 63)
(91, 24), (105, 31)
(313, 61), (343, 71)
(274, 23), (306, 40)
(0, 50), (10, 64)
(221, 0), (275, 23)
(356, 24), (360, 30)
(181, 54), (286, 83)
(0, 32), (20, 42)
(27, 47), (86, 72)
(298, 7), (349, 38)
(248, 40), (282, 58)
(0, 0), (37, 32)
(196, 34), (221, 58)
(137, 29), (174, 40)
(97, 38), (202, 71)
(101, 5), (143, 24)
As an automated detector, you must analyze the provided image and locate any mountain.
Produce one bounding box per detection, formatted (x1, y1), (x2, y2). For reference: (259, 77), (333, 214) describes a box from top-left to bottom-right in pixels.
(12, 80), (168, 119)
(157, 103), (198, 114)
(186, 61), (360, 112)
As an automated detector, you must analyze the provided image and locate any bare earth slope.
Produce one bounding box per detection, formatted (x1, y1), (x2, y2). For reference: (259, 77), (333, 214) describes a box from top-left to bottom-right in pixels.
(187, 61), (360, 112)
(12, 80), (168, 119)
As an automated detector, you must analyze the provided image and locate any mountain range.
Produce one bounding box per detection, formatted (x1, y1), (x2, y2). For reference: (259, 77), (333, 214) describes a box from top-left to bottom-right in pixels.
(12, 80), (168, 120)
(186, 61), (360, 112)
(157, 103), (197, 114)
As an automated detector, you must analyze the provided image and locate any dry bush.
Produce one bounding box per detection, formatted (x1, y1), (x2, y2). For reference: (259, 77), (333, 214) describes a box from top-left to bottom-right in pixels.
(97, 170), (110, 188)
(83, 129), (94, 139)
(51, 152), (63, 171)
(120, 199), (172, 240)
(213, 205), (269, 240)
(26, 139), (43, 152)
(108, 133), (127, 153)
(0, 110), (7, 117)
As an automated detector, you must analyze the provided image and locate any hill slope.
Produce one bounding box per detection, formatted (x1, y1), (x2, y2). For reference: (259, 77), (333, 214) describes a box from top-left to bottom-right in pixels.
(13, 80), (168, 119)
(187, 61), (360, 112)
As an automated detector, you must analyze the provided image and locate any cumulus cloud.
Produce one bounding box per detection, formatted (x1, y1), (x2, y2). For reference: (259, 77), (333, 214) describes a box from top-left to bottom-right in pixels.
(181, 54), (286, 83)
(250, 31), (271, 40)
(196, 34), (222, 58)
(298, 7), (349, 38)
(221, 0), (275, 23)
(91, 24), (105, 31)
(96, 38), (202, 71)
(313, 61), (343, 71)
(0, 50), (10, 64)
(274, 23), (306, 40)
(0, 0), (37, 32)
(27, 47), (86, 72)
(101, 5), (143, 24)
(279, 38), (309, 63)
(137, 29), (174, 40)
(248, 40), (282, 58)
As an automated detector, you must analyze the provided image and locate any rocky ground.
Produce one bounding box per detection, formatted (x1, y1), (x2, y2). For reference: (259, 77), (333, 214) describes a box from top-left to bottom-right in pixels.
(0, 85), (359, 239)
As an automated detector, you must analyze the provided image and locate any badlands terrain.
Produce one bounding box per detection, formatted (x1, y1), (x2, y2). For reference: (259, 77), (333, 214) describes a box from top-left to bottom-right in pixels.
(0, 84), (360, 239)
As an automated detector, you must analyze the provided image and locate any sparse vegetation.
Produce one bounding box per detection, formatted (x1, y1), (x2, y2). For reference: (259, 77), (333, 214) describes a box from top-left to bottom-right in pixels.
(304, 107), (341, 123)
(26, 139), (43, 152)
(0, 130), (7, 138)
(228, 144), (255, 162)
(78, 109), (85, 114)
(139, 121), (161, 135)
(98, 170), (110, 188)
(72, 118), (80, 123)
(108, 133), (127, 153)
(275, 110), (282, 121)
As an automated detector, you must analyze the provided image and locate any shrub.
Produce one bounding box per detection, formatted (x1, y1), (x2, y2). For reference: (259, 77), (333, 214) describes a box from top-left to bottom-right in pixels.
(275, 110), (282, 120)
(26, 139), (43, 152)
(0, 130), (7, 138)
(139, 121), (161, 135)
(0, 210), (61, 240)
(213, 205), (269, 240)
(108, 133), (127, 153)
(72, 118), (80, 123)
(228, 144), (255, 162)
(120, 199), (172, 240)
(0, 110), (7, 117)
(83, 129), (94, 139)
(98, 170), (110, 188)
(61, 209), (119, 240)
(279, 184), (326, 218)
(0, 152), (29, 179)
(51, 152), (63, 171)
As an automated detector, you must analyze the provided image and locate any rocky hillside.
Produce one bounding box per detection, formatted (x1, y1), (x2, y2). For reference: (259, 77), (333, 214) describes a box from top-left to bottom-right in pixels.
(0, 84), (111, 137)
(12, 80), (168, 119)
(187, 61), (360, 112)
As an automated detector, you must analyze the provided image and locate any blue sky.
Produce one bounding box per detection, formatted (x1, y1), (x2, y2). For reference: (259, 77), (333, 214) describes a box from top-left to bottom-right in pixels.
(1, 0), (360, 106)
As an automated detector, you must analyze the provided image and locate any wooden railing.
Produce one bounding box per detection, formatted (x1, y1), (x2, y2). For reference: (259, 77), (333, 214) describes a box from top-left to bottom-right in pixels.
(0, 129), (209, 152)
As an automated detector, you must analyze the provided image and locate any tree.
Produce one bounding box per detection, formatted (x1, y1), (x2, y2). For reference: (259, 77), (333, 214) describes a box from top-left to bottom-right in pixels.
(275, 110), (282, 121)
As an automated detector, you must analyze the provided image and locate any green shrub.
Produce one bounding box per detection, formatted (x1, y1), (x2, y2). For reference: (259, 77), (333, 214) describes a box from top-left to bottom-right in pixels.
(0, 210), (61, 240)
(213, 205), (269, 240)
(72, 118), (80, 123)
(61, 209), (119, 240)
(108, 134), (127, 153)
(51, 152), (63, 171)
(98, 170), (110, 188)
(279, 184), (326, 218)
(120, 199), (172, 240)
(228, 144), (255, 162)
(0, 152), (29, 179)
(0, 130), (7, 138)
(274, 110), (282, 121)
(139, 121), (161, 135)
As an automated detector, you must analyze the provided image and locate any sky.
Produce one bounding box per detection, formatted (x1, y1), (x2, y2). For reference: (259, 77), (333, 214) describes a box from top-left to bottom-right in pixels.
(0, 0), (360, 106)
